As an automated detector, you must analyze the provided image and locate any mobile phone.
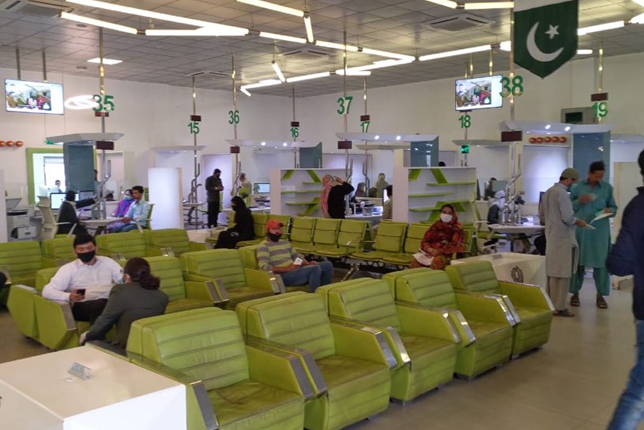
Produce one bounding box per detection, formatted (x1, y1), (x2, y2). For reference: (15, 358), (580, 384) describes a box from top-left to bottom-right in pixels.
(76, 288), (86, 295)
(293, 257), (303, 266)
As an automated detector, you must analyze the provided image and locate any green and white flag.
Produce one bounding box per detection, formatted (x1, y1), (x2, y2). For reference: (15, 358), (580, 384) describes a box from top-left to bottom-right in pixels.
(514, 0), (578, 78)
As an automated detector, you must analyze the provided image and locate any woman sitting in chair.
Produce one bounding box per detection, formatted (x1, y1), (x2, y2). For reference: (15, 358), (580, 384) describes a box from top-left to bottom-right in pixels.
(410, 204), (465, 270)
(215, 196), (254, 249)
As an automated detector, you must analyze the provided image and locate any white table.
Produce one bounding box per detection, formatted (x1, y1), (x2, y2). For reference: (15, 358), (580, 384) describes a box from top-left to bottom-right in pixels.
(347, 214), (382, 226)
(452, 252), (547, 290)
(488, 224), (544, 252)
(81, 217), (120, 234)
(0, 346), (186, 430)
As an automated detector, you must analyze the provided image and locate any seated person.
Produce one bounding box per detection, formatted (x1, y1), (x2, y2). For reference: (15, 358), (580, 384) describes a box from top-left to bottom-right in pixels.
(42, 234), (124, 324)
(107, 189), (134, 233)
(367, 187), (378, 198)
(382, 185), (393, 220)
(484, 190), (504, 248)
(257, 219), (333, 292)
(354, 182), (367, 198)
(111, 186), (150, 233)
(215, 196), (254, 249)
(57, 190), (96, 236)
(410, 204), (465, 270)
(82, 257), (168, 350)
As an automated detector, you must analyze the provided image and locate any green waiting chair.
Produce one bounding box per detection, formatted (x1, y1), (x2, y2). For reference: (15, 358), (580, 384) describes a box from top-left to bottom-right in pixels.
(289, 217), (317, 253)
(236, 292), (394, 430)
(96, 231), (149, 264)
(144, 256), (219, 313)
(384, 269), (515, 378)
(350, 221), (408, 265)
(236, 212), (269, 248)
(446, 261), (554, 356)
(313, 220), (369, 260)
(317, 278), (460, 402)
(0, 241), (44, 305)
(41, 237), (76, 268)
(381, 223), (428, 267)
(295, 218), (340, 255)
(127, 308), (309, 430)
(180, 249), (281, 309)
(145, 228), (207, 257)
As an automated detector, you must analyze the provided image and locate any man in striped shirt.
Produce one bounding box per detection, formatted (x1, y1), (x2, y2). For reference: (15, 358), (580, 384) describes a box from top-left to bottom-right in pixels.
(257, 219), (333, 292)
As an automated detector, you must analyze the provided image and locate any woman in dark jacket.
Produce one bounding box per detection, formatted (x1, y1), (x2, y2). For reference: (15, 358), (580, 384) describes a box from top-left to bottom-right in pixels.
(57, 190), (95, 235)
(215, 196), (255, 249)
(321, 175), (355, 219)
(83, 258), (168, 350)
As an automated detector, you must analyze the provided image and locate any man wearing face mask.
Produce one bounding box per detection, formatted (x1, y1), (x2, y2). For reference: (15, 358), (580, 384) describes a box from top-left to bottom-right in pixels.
(257, 219), (334, 292)
(539, 168), (588, 317)
(42, 233), (123, 324)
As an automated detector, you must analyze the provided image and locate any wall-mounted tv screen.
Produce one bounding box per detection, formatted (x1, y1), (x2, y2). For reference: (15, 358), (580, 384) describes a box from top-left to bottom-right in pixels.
(455, 75), (503, 111)
(5, 79), (64, 115)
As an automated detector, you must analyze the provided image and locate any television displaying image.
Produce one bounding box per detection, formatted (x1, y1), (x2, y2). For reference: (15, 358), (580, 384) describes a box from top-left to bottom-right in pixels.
(455, 75), (503, 111)
(5, 79), (64, 115)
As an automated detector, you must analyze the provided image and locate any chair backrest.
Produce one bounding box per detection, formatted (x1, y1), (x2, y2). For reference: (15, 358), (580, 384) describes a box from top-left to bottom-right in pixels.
(96, 231), (147, 258)
(37, 204), (57, 239)
(35, 267), (59, 293)
(144, 256), (186, 301)
(0, 241), (42, 278)
(236, 292), (335, 360)
(446, 261), (500, 294)
(41, 237), (75, 261)
(270, 214), (292, 234)
(317, 279), (401, 331)
(181, 249), (247, 289)
(127, 308), (249, 391)
(147, 229), (191, 256)
(251, 212), (269, 239)
(312, 218), (341, 246)
(403, 223), (429, 255)
(144, 203), (155, 230)
(393, 270), (458, 309)
(373, 222), (407, 253)
(239, 245), (259, 269)
(290, 217), (316, 245)
(337, 220), (368, 252)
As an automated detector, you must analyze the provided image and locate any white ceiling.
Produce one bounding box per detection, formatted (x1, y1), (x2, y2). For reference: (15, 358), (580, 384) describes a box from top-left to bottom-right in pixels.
(0, 0), (643, 97)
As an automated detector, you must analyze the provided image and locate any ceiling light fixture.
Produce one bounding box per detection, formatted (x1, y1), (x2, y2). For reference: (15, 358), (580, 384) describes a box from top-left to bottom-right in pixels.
(60, 12), (138, 35)
(419, 44), (491, 61)
(630, 12), (644, 24)
(422, 0), (459, 8)
(499, 41), (511, 51)
(286, 71), (331, 83)
(259, 32), (307, 44)
(360, 47), (415, 61)
(272, 61), (286, 82)
(315, 40), (359, 52)
(577, 49), (593, 55)
(145, 28), (247, 36)
(240, 79), (282, 96)
(87, 57), (123, 65)
(282, 142), (288, 147)
(240, 87), (251, 97)
(346, 59), (414, 73)
(304, 14), (314, 43)
(578, 21), (625, 35)
(463, 1), (514, 9)
(236, 0), (304, 17)
(67, 0), (249, 35)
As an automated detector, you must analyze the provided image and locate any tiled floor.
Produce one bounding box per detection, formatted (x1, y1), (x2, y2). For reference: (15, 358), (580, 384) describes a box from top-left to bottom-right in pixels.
(0, 277), (640, 430)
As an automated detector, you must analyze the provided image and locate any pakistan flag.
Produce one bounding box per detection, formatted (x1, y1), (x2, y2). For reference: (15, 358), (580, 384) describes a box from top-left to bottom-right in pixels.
(514, 0), (578, 78)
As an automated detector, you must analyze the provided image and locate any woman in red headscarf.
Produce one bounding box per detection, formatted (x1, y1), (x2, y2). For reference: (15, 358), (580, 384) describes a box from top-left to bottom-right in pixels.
(410, 203), (465, 270)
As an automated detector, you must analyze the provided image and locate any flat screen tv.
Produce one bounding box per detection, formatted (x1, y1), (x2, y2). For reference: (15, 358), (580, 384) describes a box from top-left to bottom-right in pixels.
(255, 183), (270, 194)
(5, 79), (64, 115)
(455, 75), (503, 111)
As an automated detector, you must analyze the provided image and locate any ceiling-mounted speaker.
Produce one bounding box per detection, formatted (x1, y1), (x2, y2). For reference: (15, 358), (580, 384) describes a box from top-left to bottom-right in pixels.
(422, 14), (494, 32)
(0, 0), (72, 16)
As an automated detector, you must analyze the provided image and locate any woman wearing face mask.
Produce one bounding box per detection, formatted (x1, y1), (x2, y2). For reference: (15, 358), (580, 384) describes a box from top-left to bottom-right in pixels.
(81, 257), (168, 350)
(410, 204), (465, 270)
(215, 196), (254, 249)
(107, 189), (134, 233)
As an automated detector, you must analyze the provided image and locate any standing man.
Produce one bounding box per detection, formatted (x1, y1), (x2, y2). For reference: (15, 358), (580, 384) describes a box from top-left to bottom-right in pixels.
(206, 169), (224, 228)
(569, 161), (617, 309)
(112, 186), (150, 233)
(538, 168), (587, 317)
(605, 150), (644, 430)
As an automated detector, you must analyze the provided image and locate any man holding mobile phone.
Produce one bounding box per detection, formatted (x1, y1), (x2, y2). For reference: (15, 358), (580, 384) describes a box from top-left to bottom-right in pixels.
(42, 233), (123, 324)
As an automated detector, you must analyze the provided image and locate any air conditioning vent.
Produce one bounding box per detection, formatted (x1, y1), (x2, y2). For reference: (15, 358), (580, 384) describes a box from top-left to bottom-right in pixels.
(185, 70), (229, 79)
(280, 47), (330, 60)
(422, 13), (493, 32)
(0, 0), (71, 16)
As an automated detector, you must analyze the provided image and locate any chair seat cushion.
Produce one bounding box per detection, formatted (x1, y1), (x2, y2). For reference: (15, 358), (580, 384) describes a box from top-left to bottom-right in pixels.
(380, 254), (414, 265)
(314, 247), (350, 258)
(400, 333), (457, 364)
(237, 239), (263, 248)
(209, 379), (303, 430)
(515, 306), (552, 329)
(165, 298), (213, 314)
(467, 320), (513, 349)
(12, 275), (36, 288)
(294, 244), (316, 253)
(285, 285), (310, 293)
(227, 286), (274, 308)
(349, 251), (391, 262)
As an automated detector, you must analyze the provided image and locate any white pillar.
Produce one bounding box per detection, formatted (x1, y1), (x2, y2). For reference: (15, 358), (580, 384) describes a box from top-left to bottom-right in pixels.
(148, 168), (183, 230)
(0, 171), (7, 243)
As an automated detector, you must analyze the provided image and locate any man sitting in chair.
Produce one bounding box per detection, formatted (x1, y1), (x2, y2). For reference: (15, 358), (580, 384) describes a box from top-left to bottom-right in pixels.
(111, 186), (150, 233)
(57, 190), (96, 236)
(42, 234), (123, 324)
(257, 219), (334, 292)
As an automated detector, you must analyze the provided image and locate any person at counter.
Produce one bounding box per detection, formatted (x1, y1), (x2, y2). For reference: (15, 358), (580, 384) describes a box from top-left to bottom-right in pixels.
(410, 204), (465, 270)
(321, 175), (354, 219)
(487, 190), (505, 225)
(215, 196), (254, 249)
(375, 173), (389, 198)
(382, 185), (393, 220)
(354, 182), (367, 198)
(569, 161), (617, 310)
(57, 190), (96, 236)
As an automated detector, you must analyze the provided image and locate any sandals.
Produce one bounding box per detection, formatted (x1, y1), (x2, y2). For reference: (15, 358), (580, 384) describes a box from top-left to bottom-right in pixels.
(570, 294), (580, 307)
(553, 309), (575, 317)
(597, 295), (608, 309)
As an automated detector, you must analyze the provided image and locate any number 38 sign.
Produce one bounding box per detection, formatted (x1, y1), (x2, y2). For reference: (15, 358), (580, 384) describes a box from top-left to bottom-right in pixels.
(500, 76), (524, 98)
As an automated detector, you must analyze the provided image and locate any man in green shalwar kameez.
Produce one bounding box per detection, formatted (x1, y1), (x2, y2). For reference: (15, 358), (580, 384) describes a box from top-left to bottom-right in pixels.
(569, 161), (618, 309)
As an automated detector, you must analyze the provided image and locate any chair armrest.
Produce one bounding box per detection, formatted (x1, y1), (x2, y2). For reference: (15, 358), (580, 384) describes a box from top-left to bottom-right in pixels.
(246, 344), (315, 400)
(244, 268), (279, 293)
(395, 300), (475, 347)
(190, 242), (208, 252)
(128, 353), (218, 430)
(455, 291), (518, 326)
(394, 302), (461, 344)
(330, 318), (398, 369)
(499, 281), (555, 312)
(145, 245), (164, 257)
(33, 295), (78, 350)
(184, 279), (229, 306)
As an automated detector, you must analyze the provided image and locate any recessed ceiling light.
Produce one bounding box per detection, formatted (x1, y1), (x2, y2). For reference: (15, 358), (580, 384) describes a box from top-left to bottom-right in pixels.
(282, 142), (288, 146)
(87, 58), (122, 65)
(261, 141), (266, 146)
(396, 135), (401, 141)
(76, 23), (87, 28)
(374, 135), (380, 140)
(545, 124), (551, 130)
(564, 126), (571, 132)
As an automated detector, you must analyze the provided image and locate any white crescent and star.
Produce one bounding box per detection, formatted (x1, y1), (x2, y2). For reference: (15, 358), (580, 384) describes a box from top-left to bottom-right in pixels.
(527, 22), (564, 63)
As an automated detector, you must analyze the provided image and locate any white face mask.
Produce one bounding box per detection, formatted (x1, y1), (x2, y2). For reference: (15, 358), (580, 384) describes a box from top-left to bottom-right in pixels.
(440, 213), (453, 223)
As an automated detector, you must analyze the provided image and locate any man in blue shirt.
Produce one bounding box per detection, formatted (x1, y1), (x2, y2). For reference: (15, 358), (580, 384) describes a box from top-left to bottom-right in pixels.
(606, 150), (644, 430)
(112, 186), (150, 233)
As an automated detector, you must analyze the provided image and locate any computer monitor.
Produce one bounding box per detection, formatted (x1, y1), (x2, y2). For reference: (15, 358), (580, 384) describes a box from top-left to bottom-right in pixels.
(50, 193), (65, 209)
(78, 190), (94, 201)
(255, 183), (270, 194)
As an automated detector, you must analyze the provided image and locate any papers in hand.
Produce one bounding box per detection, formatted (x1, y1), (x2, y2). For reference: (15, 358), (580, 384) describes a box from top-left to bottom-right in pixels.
(413, 250), (434, 267)
(590, 211), (612, 224)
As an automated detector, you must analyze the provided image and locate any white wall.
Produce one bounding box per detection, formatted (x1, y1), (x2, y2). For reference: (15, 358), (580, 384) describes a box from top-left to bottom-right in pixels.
(0, 170), (7, 243)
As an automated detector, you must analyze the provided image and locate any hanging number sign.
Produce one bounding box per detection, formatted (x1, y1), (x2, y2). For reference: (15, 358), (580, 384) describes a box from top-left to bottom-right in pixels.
(500, 75), (524, 98)
(228, 109), (240, 125)
(188, 122), (200, 135)
(290, 127), (300, 138)
(92, 94), (115, 113)
(360, 120), (371, 133)
(336, 96), (353, 115)
(593, 102), (608, 119)
(459, 114), (471, 129)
